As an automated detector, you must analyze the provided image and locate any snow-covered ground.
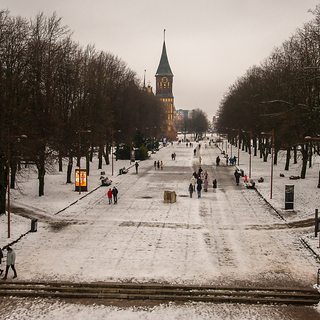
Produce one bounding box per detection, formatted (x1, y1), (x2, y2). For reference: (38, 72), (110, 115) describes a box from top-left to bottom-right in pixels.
(1, 134), (320, 319)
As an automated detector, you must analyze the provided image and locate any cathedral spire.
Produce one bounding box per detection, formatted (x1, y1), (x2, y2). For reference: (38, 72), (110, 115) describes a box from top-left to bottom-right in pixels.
(155, 31), (173, 77)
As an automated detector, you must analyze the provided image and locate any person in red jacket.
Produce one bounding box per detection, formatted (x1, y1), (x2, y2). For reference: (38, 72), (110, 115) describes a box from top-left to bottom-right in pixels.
(107, 188), (112, 204)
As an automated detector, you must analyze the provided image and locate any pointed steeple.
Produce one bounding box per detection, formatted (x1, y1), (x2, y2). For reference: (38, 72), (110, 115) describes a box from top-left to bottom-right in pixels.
(155, 36), (173, 76)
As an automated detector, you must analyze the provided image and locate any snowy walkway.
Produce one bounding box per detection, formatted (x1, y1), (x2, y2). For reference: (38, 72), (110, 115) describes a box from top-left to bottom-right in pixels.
(3, 141), (317, 289)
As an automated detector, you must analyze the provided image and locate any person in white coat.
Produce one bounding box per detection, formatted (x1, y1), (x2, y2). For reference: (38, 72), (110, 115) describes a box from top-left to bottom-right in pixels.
(2, 247), (17, 280)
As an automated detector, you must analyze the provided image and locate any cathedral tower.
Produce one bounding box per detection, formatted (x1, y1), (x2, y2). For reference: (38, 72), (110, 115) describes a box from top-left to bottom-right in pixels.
(155, 31), (176, 139)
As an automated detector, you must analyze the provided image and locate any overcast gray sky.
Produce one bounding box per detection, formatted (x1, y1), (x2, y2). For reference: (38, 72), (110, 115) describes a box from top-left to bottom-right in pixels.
(2, 0), (320, 121)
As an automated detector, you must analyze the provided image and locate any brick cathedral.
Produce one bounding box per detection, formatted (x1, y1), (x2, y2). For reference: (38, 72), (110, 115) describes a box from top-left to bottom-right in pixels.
(155, 32), (177, 140)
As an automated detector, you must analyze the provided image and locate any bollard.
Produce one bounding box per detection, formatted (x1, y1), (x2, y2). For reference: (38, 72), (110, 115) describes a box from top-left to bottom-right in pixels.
(31, 219), (38, 232)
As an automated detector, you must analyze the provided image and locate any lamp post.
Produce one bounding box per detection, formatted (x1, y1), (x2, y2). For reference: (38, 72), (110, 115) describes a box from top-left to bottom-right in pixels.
(78, 129), (91, 194)
(261, 129), (274, 199)
(111, 129), (121, 176)
(7, 129), (27, 238)
(242, 130), (252, 178)
(305, 136), (320, 188)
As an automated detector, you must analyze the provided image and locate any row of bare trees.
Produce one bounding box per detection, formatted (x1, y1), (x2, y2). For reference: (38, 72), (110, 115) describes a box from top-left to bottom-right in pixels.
(217, 5), (320, 179)
(174, 109), (209, 138)
(0, 11), (166, 212)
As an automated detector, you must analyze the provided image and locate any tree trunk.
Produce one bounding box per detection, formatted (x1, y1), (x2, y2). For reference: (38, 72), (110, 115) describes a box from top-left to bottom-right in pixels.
(67, 156), (73, 183)
(10, 161), (16, 189)
(274, 149), (278, 166)
(86, 153), (90, 176)
(59, 153), (63, 172)
(285, 148), (290, 171)
(98, 145), (103, 169)
(37, 153), (45, 197)
(105, 144), (110, 165)
(300, 144), (308, 179)
(0, 161), (6, 214)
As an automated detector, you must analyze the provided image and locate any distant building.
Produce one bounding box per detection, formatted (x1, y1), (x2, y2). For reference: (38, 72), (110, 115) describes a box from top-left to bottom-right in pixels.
(155, 32), (177, 140)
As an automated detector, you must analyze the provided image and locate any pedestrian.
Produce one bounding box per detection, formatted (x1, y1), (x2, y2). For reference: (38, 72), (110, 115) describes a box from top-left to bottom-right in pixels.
(135, 162), (139, 174)
(154, 160), (157, 170)
(160, 161), (163, 170)
(213, 178), (217, 189)
(2, 247), (17, 280)
(204, 170), (208, 179)
(198, 166), (203, 177)
(190, 175), (197, 191)
(193, 171), (198, 179)
(204, 178), (208, 192)
(112, 186), (118, 204)
(197, 183), (202, 198)
(171, 153), (174, 160)
(216, 156), (220, 166)
(188, 183), (194, 198)
(0, 247), (3, 275)
(199, 156), (202, 165)
(173, 153), (176, 160)
(107, 188), (112, 204)
(234, 170), (240, 185)
(157, 160), (160, 169)
(193, 148), (196, 156)
(226, 155), (229, 166)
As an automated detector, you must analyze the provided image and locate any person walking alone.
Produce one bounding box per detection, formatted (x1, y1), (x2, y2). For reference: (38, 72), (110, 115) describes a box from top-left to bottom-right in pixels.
(135, 162), (139, 174)
(2, 247), (17, 280)
(107, 188), (112, 204)
(188, 183), (194, 198)
(197, 183), (202, 198)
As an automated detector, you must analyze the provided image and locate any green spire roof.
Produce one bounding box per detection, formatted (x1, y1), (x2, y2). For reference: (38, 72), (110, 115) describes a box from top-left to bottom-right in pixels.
(155, 41), (173, 76)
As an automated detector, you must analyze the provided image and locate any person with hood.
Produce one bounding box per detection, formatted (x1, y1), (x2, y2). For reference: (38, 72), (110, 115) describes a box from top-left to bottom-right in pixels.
(2, 247), (17, 280)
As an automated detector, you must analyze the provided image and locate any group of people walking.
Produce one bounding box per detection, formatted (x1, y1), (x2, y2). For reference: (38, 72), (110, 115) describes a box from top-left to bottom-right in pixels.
(107, 186), (119, 204)
(154, 160), (163, 170)
(0, 247), (17, 280)
(189, 167), (217, 199)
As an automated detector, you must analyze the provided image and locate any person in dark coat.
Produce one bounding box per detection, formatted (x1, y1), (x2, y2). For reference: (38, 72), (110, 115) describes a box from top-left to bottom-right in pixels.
(213, 178), (217, 189)
(135, 162), (139, 174)
(112, 187), (118, 204)
(2, 247), (17, 280)
(0, 248), (3, 275)
(157, 160), (160, 169)
(216, 156), (220, 166)
(196, 183), (202, 198)
(234, 170), (241, 185)
(188, 183), (194, 198)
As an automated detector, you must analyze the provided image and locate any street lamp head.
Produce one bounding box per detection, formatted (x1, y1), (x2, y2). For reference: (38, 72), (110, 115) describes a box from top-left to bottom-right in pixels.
(304, 136), (312, 140)
(261, 132), (265, 135)
(20, 135), (27, 138)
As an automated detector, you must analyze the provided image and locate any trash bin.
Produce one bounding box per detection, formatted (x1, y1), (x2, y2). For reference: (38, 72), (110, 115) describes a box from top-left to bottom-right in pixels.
(31, 219), (38, 232)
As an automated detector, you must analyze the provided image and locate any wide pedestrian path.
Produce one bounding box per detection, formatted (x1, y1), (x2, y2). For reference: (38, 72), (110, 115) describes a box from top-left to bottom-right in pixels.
(10, 140), (318, 288)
